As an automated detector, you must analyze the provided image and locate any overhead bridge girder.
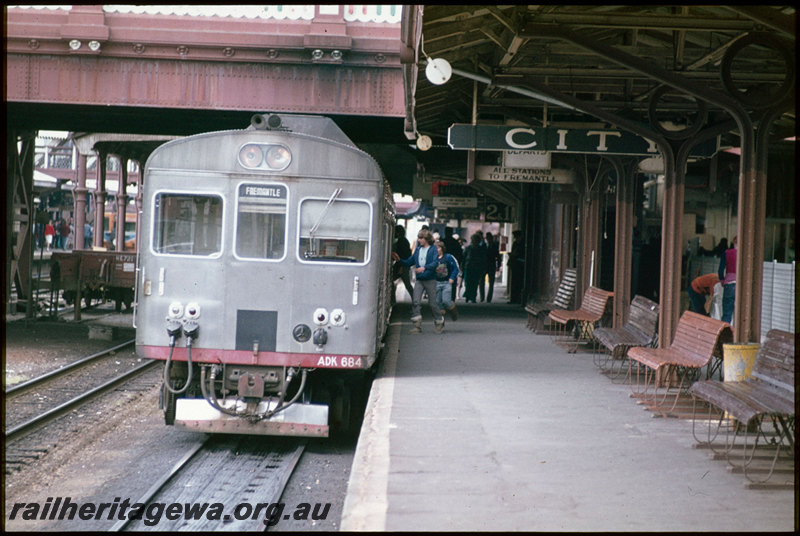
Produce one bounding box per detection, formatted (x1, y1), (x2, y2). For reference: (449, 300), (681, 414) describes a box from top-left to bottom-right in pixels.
(6, 130), (35, 315)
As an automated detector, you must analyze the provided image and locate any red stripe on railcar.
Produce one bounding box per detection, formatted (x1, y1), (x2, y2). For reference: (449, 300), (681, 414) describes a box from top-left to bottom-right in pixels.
(140, 345), (367, 369)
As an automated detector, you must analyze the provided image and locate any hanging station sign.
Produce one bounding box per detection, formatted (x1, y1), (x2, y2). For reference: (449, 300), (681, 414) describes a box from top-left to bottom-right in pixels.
(447, 124), (719, 157)
(432, 196), (478, 209)
(475, 166), (576, 184)
(503, 149), (551, 169)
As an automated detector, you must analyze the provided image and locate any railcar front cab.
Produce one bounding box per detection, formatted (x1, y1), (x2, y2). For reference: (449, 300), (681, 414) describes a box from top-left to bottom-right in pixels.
(138, 113), (386, 437)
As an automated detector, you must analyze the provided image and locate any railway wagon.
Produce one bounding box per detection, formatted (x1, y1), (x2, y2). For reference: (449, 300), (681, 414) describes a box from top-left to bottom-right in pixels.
(51, 250), (136, 311)
(135, 113), (395, 437)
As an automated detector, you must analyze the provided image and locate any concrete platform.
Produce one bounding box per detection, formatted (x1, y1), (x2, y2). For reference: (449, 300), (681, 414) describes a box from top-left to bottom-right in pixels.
(342, 298), (796, 532)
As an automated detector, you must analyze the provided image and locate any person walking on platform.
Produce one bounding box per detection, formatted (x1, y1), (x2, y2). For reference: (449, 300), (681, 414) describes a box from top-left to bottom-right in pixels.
(64, 219), (74, 250)
(84, 222), (93, 248)
(391, 225), (414, 304)
(462, 233), (487, 303)
(475, 231), (488, 302)
(688, 273), (720, 316)
(392, 230), (445, 333)
(434, 240), (459, 323)
(484, 232), (501, 303)
(508, 230), (525, 304)
(443, 227), (462, 302)
(59, 218), (71, 250)
(44, 220), (56, 251)
(718, 235), (737, 324)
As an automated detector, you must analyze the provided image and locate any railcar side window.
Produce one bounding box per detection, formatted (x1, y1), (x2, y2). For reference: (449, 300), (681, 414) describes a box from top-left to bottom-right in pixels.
(235, 183), (287, 260)
(298, 198), (370, 263)
(153, 194), (223, 256)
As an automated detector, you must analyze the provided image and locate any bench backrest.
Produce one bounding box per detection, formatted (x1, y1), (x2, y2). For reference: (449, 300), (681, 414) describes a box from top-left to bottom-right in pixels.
(627, 295), (659, 342)
(580, 286), (613, 316)
(552, 268), (577, 309)
(669, 311), (733, 365)
(752, 329), (795, 393)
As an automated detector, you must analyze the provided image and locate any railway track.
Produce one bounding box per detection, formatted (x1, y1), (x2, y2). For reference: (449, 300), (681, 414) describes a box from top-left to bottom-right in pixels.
(4, 343), (157, 441)
(6, 339), (135, 397)
(112, 436), (306, 531)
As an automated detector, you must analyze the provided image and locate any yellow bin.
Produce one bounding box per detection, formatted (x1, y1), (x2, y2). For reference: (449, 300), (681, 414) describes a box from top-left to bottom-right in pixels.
(722, 343), (759, 382)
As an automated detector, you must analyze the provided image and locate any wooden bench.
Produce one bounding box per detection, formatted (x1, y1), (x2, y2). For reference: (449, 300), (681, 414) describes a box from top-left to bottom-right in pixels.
(689, 329), (794, 485)
(592, 295), (659, 377)
(525, 268), (577, 332)
(548, 286), (614, 352)
(626, 311), (733, 414)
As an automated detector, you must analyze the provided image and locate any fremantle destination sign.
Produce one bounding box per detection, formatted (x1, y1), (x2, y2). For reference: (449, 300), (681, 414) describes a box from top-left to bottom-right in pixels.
(475, 166), (575, 184)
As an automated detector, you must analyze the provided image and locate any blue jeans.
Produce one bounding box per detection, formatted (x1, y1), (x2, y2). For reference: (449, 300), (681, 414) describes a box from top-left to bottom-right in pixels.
(411, 278), (443, 323)
(688, 286), (708, 315)
(721, 283), (735, 324)
(436, 280), (453, 311)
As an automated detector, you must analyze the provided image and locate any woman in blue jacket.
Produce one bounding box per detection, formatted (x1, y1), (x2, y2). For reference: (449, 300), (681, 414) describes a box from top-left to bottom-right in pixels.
(392, 230), (445, 333)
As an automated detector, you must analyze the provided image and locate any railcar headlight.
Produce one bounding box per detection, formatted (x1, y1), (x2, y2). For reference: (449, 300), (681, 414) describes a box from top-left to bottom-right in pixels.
(168, 301), (184, 319)
(239, 144), (263, 168)
(313, 308), (329, 326)
(265, 145), (291, 170)
(185, 302), (201, 320)
(330, 308), (346, 327)
(237, 143), (291, 171)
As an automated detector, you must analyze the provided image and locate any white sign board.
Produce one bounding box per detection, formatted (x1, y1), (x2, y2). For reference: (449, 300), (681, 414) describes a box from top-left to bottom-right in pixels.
(476, 166), (576, 184)
(432, 196), (478, 208)
(503, 150), (551, 169)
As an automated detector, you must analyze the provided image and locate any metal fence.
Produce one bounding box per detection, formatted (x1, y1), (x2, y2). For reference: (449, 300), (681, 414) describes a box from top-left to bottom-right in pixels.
(760, 261), (796, 340)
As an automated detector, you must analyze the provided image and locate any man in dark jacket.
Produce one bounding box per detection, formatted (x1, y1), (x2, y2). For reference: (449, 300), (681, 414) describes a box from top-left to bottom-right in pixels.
(508, 230), (525, 304)
(443, 227), (463, 302)
(392, 225), (414, 302)
(392, 230), (445, 333)
(484, 232), (501, 303)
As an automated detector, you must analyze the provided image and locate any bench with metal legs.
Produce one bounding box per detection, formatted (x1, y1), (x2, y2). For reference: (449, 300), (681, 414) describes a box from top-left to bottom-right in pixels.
(689, 329), (795, 486)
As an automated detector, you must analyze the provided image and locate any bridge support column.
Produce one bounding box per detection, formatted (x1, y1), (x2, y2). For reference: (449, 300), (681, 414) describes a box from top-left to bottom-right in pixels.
(93, 151), (107, 249)
(611, 158), (635, 328)
(73, 154), (88, 250)
(115, 157), (128, 251)
(6, 130), (35, 314)
(578, 160), (602, 306)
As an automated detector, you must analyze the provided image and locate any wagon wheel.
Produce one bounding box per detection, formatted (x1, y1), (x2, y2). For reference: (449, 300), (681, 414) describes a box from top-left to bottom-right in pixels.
(329, 379), (353, 438)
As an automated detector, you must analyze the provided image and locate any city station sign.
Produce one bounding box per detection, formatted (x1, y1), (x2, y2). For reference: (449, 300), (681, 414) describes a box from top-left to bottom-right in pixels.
(448, 124), (719, 157)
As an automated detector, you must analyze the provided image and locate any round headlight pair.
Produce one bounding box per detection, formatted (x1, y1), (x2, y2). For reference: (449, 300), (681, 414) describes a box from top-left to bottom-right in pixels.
(313, 307), (346, 327)
(238, 143), (291, 171)
(167, 301), (200, 320)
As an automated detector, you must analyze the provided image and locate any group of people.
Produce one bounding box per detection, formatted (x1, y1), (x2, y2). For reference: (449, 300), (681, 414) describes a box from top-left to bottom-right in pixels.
(687, 235), (737, 324)
(391, 225), (516, 334)
(36, 216), (74, 251)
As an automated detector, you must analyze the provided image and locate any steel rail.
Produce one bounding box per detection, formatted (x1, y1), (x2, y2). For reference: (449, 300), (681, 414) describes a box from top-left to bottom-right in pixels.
(4, 360), (158, 441)
(5, 339), (136, 396)
(111, 439), (306, 531)
(109, 439), (209, 532)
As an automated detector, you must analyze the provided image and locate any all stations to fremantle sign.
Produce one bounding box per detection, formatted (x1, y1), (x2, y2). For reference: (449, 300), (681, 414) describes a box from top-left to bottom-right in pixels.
(476, 166), (575, 184)
(447, 124), (719, 157)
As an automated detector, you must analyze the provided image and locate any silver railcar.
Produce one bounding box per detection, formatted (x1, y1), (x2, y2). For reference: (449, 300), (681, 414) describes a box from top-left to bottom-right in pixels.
(135, 113), (395, 437)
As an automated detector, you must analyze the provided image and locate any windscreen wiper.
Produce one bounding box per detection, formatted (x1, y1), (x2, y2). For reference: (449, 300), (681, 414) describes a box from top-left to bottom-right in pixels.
(307, 188), (342, 255)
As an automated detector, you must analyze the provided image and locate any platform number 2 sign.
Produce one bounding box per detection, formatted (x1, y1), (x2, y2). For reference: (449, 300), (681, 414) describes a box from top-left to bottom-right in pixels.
(485, 202), (513, 223)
